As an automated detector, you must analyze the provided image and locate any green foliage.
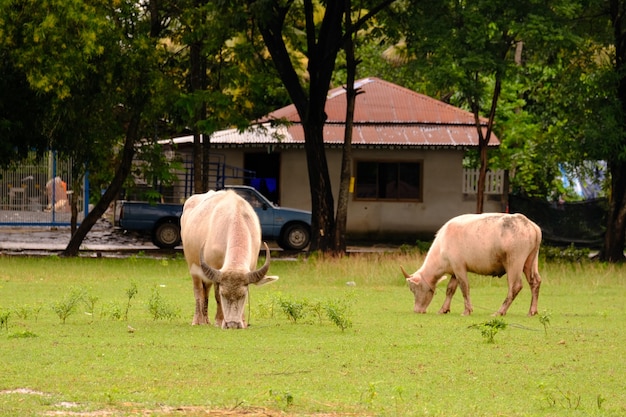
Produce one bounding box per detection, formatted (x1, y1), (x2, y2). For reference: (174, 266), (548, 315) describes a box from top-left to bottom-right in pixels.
(50, 287), (86, 324)
(541, 244), (591, 262)
(100, 301), (122, 321)
(268, 389), (294, 410)
(264, 293), (354, 331)
(469, 318), (508, 343)
(147, 286), (180, 321)
(323, 297), (353, 332)
(277, 296), (307, 323)
(83, 293), (99, 322)
(124, 281), (138, 321)
(8, 330), (38, 339)
(539, 310), (551, 336)
(414, 240), (432, 254)
(0, 308), (10, 331)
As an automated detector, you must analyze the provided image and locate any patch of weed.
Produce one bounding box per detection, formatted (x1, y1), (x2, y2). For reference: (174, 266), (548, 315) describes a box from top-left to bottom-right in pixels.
(469, 318), (507, 343)
(8, 330), (38, 339)
(124, 281), (138, 320)
(147, 286), (180, 321)
(51, 287), (86, 324)
(324, 297), (353, 331)
(0, 308), (11, 331)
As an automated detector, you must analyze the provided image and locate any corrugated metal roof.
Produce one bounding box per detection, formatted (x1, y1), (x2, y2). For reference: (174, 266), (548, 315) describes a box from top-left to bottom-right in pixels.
(168, 77), (499, 147)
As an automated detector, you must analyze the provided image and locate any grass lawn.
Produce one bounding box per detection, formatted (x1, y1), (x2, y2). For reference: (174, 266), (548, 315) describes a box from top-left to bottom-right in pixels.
(0, 251), (625, 416)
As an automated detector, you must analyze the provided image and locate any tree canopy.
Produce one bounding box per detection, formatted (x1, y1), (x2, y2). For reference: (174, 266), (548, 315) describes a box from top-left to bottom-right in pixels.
(3, 0), (626, 260)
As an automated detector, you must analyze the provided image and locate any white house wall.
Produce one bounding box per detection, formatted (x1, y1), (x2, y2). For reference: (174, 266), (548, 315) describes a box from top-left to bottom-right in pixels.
(213, 146), (503, 241)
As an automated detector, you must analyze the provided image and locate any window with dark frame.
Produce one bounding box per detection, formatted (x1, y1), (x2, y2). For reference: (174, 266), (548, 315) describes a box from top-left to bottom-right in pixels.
(354, 160), (422, 201)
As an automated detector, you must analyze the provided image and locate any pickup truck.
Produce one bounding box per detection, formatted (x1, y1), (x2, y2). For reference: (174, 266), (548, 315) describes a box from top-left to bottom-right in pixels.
(115, 185), (312, 251)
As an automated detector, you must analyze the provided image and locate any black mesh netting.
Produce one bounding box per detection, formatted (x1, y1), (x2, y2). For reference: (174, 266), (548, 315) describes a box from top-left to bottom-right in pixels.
(508, 194), (608, 248)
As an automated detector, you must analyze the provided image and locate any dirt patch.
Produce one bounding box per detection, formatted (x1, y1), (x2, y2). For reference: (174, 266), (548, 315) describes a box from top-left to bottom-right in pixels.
(1, 391), (364, 417)
(41, 406), (365, 417)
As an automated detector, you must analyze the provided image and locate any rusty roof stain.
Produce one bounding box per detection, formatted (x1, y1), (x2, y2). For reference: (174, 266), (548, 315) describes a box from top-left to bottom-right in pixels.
(169, 77), (499, 147)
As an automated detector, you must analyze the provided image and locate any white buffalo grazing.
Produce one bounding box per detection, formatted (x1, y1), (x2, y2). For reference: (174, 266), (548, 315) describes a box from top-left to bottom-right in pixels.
(181, 189), (278, 328)
(401, 213), (542, 316)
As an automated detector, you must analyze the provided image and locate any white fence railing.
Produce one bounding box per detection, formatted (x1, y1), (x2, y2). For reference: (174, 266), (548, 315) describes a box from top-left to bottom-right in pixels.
(463, 169), (505, 195)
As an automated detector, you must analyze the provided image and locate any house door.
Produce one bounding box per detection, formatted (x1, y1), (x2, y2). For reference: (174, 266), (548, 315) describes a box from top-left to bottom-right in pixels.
(244, 152), (280, 204)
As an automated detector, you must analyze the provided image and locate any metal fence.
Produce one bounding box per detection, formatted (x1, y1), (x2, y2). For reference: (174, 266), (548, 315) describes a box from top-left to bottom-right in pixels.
(0, 152), (88, 226)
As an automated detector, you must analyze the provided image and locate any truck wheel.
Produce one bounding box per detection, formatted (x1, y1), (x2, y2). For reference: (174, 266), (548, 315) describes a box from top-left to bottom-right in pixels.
(279, 223), (310, 251)
(152, 220), (181, 249)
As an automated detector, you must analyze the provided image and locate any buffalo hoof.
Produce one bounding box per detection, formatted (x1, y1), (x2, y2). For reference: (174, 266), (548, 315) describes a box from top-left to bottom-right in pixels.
(191, 316), (210, 325)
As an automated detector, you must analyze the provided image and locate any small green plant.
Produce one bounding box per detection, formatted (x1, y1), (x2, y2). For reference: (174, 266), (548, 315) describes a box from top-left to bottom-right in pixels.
(392, 386), (405, 414)
(0, 308), (11, 331)
(13, 305), (32, 320)
(470, 318), (507, 343)
(51, 287), (86, 324)
(124, 281), (138, 320)
(559, 389), (581, 409)
(278, 297), (307, 323)
(83, 294), (99, 315)
(101, 301), (122, 320)
(31, 303), (43, 322)
(13, 303), (44, 321)
(268, 389), (294, 410)
(324, 298), (353, 331)
(8, 330), (38, 339)
(360, 382), (381, 408)
(309, 300), (325, 324)
(253, 295), (277, 319)
(539, 310), (551, 335)
(147, 287), (180, 321)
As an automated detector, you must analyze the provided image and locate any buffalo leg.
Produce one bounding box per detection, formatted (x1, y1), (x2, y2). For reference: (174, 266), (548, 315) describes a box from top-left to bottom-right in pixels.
(524, 263), (542, 316)
(192, 277), (210, 325)
(496, 270), (524, 316)
(214, 283), (224, 328)
(456, 273), (473, 315)
(438, 275), (458, 314)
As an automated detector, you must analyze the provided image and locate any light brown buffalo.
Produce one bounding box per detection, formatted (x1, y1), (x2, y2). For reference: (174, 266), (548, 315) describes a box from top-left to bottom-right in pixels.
(401, 213), (542, 316)
(181, 190), (277, 328)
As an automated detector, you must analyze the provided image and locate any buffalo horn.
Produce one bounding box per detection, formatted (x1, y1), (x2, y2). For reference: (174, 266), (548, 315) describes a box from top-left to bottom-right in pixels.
(247, 242), (271, 284)
(400, 265), (411, 279)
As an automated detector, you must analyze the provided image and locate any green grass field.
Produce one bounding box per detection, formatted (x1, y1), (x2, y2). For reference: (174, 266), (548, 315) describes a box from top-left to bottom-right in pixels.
(0, 251), (625, 416)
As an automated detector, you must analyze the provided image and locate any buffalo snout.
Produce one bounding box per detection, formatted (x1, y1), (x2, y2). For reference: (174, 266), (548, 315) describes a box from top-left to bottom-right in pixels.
(223, 321), (245, 329)
(413, 306), (427, 314)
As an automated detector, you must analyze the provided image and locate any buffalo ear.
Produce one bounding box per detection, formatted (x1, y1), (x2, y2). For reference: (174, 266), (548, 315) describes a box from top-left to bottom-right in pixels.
(254, 275), (279, 286)
(407, 276), (420, 285)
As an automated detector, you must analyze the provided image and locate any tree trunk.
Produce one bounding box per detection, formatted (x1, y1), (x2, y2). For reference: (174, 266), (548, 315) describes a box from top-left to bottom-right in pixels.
(476, 138), (488, 214)
(472, 74), (501, 214)
(69, 176), (81, 236)
(190, 38), (206, 194)
(303, 120), (336, 252)
(602, 161), (626, 261)
(255, 1), (344, 253)
(333, 1), (358, 256)
(601, 0), (626, 261)
(61, 112), (140, 257)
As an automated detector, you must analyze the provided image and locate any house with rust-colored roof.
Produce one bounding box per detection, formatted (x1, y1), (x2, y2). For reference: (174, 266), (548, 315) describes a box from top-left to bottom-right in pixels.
(163, 77), (506, 241)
